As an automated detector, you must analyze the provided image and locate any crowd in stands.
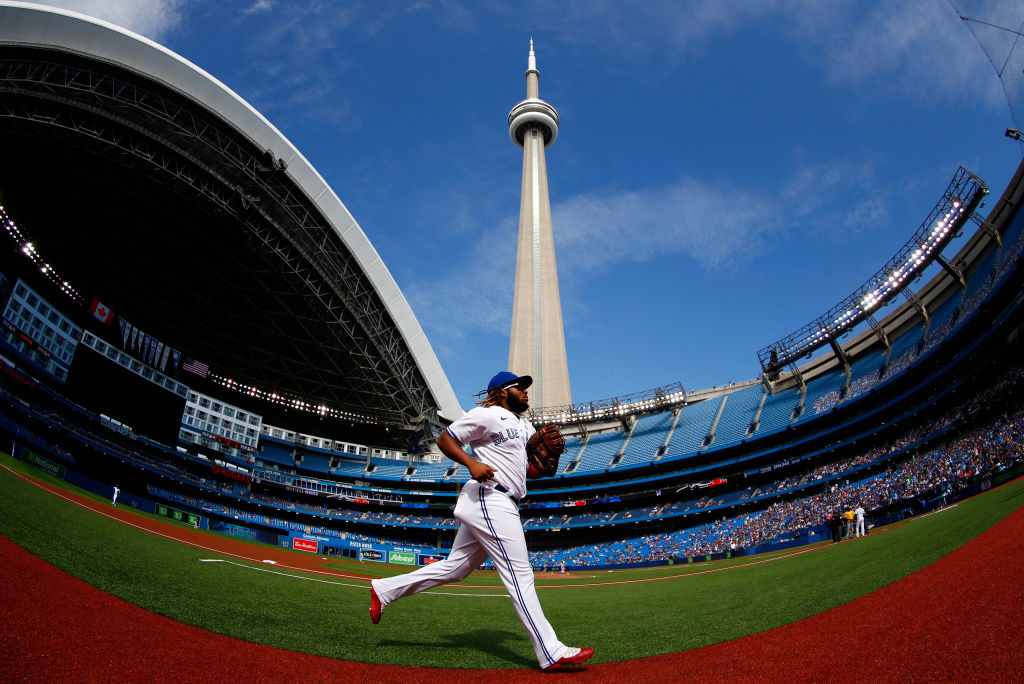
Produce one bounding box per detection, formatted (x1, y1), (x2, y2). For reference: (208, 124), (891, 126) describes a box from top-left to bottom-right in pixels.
(530, 397), (1023, 568)
(147, 360), (1022, 569)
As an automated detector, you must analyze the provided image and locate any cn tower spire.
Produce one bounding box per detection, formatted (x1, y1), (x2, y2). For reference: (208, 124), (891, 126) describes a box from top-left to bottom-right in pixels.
(507, 40), (571, 410)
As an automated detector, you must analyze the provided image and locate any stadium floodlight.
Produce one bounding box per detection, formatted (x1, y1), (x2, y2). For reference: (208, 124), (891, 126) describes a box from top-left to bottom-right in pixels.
(757, 167), (987, 377)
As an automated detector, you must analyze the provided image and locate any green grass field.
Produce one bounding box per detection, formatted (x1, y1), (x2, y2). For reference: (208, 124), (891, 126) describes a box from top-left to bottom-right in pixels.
(1, 451), (1020, 669)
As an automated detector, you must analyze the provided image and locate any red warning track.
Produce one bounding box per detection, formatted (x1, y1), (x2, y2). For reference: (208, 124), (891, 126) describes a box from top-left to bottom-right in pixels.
(1, 478), (1022, 682)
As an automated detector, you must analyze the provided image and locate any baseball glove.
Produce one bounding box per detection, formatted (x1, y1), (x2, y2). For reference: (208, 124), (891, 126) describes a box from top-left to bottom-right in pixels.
(526, 424), (564, 479)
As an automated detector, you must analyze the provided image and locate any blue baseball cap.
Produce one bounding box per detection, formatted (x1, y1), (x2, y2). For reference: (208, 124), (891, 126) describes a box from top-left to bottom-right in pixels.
(487, 371), (533, 392)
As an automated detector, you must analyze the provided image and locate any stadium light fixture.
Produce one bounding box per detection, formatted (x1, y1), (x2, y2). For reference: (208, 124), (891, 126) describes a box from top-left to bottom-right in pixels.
(757, 167), (987, 377)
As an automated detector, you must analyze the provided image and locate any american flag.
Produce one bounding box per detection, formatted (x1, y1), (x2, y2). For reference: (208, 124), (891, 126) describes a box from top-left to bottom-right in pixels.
(181, 357), (209, 378)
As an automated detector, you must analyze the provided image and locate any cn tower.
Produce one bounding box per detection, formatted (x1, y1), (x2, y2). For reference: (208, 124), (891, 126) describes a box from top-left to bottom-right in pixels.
(507, 39), (571, 409)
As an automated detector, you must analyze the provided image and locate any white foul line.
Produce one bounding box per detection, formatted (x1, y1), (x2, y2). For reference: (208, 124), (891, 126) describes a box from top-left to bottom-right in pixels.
(198, 558), (511, 597)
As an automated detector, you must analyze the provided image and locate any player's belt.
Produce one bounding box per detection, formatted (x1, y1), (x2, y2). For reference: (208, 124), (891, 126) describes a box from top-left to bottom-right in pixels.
(494, 483), (520, 504)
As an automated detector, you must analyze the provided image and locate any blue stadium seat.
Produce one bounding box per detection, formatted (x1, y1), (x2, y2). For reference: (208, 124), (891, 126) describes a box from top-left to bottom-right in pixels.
(574, 430), (627, 472)
(710, 384), (764, 446)
(617, 411), (674, 467)
(665, 398), (720, 455)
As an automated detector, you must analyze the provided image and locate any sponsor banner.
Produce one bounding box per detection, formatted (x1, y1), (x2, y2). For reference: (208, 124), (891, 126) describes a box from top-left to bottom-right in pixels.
(359, 549), (384, 562)
(292, 538), (318, 553)
(202, 431), (255, 455)
(388, 551), (416, 566)
(211, 462), (251, 483)
(22, 448), (65, 479)
(418, 554), (445, 565)
(155, 503), (200, 527)
(209, 520), (274, 543)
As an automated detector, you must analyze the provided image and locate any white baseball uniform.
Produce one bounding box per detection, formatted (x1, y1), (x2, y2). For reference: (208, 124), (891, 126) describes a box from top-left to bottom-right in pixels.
(371, 404), (571, 668)
(112, 486), (119, 506)
(855, 505), (865, 537)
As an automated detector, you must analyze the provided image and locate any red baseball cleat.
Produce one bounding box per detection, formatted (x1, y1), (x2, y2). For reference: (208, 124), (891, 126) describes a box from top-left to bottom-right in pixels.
(369, 586), (382, 624)
(543, 646), (594, 671)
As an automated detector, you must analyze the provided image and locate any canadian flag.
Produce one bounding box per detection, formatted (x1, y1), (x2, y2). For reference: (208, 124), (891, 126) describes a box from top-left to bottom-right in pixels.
(89, 299), (115, 324)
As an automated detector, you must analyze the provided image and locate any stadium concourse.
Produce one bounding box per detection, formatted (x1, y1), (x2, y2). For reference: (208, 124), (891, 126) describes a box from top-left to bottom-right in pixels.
(0, 1), (1023, 576)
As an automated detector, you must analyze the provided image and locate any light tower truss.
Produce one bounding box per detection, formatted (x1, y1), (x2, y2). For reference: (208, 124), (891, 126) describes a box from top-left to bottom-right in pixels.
(529, 381), (687, 426)
(757, 167), (988, 379)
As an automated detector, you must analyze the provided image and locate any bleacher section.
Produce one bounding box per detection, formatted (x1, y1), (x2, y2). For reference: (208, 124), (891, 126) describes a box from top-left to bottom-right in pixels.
(616, 412), (674, 467)
(756, 386), (801, 434)
(368, 458), (409, 480)
(665, 398), (719, 454)
(557, 435), (584, 472)
(574, 430), (627, 472)
(299, 451), (332, 474)
(407, 462), (449, 481)
(331, 459), (369, 477)
(255, 441), (294, 469)
(710, 383), (763, 446)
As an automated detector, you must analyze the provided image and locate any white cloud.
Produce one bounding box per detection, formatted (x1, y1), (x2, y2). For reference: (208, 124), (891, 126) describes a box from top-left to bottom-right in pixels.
(549, 161), (886, 281)
(805, 1), (1006, 108)
(551, 178), (771, 276)
(28, 0), (189, 41)
(409, 161), (886, 343)
(492, 0), (1016, 111)
(405, 215), (518, 337)
(242, 0), (273, 15)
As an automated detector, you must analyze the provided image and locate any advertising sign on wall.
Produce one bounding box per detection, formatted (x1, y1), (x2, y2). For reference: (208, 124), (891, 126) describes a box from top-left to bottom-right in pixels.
(292, 538), (318, 552)
(418, 554), (446, 565)
(156, 503), (199, 527)
(388, 551), (416, 566)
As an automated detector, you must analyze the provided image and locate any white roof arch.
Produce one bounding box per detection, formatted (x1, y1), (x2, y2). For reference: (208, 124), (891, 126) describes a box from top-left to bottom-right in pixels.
(0, 0), (462, 422)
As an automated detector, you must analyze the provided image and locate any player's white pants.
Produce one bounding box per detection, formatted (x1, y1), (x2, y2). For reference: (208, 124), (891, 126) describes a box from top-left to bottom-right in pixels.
(371, 480), (568, 668)
(856, 519), (865, 537)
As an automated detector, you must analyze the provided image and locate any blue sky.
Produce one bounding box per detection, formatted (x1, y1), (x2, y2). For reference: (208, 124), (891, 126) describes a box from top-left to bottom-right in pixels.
(32, 0), (1024, 411)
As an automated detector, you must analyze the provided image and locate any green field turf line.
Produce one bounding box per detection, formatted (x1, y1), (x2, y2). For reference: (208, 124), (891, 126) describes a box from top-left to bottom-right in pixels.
(2, 449), (1022, 669)
(0, 461), (376, 582)
(200, 558), (512, 596)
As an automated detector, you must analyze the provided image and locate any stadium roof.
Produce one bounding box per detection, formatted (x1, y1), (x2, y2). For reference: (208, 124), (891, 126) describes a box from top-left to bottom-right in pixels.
(0, 2), (462, 441)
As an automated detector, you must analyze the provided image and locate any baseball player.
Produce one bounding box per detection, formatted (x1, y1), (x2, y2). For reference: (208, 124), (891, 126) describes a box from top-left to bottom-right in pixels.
(370, 371), (593, 671)
(854, 504), (866, 537)
(111, 485), (120, 507)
